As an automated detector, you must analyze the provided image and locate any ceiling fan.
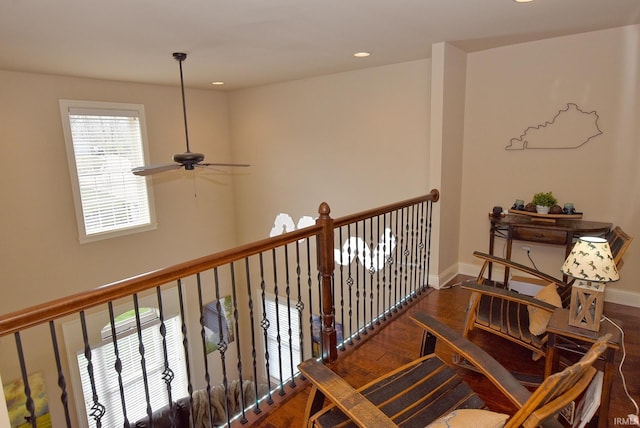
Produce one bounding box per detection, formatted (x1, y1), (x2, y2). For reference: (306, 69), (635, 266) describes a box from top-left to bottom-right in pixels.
(132, 52), (249, 176)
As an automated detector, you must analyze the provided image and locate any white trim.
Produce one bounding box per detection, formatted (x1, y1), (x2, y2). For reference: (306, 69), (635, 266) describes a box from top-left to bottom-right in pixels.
(605, 287), (640, 308)
(458, 261), (483, 279)
(59, 99), (157, 243)
(429, 262), (462, 289)
(458, 261), (640, 308)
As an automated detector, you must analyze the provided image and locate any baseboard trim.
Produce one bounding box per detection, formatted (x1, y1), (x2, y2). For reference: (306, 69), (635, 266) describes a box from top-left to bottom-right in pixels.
(429, 263), (459, 290)
(605, 287), (640, 307)
(457, 262), (640, 308)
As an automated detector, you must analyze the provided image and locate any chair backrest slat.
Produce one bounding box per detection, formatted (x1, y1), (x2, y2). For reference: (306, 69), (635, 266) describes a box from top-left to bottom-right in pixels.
(506, 334), (610, 428)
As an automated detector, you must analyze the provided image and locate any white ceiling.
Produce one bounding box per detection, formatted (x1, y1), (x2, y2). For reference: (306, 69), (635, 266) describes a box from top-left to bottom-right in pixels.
(1, 0), (639, 91)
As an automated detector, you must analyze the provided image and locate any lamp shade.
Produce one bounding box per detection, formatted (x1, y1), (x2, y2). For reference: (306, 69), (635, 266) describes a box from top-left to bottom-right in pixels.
(561, 237), (619, 283)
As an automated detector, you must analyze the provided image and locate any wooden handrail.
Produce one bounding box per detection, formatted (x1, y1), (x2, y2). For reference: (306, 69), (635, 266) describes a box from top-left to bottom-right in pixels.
(0, 222), (323, 337)
(0, 190), (440, 339)
(333, 189), (439, 228)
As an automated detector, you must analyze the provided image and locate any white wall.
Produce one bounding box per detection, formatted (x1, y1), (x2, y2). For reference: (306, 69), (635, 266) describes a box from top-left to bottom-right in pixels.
(460, 25), (640, 304)
(228, 60), (432, 245)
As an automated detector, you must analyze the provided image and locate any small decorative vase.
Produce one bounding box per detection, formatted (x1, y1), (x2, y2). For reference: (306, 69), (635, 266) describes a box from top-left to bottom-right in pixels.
(536, 205), (550, 214)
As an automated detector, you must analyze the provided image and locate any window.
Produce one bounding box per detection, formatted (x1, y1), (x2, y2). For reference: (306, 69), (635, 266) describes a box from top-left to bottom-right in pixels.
(76, 309), (188, 428)
(60, 100), (156, 242)
(264, 293), (301, 382)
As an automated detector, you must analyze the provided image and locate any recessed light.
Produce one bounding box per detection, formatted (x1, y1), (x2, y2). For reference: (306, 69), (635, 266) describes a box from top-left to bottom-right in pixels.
(514, 0), (533, 2)
(353, 52), (371, 58)
(211, 81), (225, 86)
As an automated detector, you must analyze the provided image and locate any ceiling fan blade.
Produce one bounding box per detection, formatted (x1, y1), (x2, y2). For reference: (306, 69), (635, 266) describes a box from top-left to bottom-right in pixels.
(199, 162), (251, 168)
(132, 163), (183, 176)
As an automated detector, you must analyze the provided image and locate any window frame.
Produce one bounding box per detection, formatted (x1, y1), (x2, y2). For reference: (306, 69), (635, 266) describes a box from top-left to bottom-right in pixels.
(263, 292), (302, 382)
(59, 99), (157, 243)
(75, 309), (188, 428)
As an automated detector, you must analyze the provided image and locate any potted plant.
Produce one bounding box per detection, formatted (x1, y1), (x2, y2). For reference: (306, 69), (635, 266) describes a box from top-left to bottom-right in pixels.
(531, 191), (557, 214)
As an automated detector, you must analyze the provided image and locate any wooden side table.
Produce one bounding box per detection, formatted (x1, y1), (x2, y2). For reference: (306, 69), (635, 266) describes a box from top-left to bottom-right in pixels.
(545, 308), (621, 428)
(488, 215), (611, 286)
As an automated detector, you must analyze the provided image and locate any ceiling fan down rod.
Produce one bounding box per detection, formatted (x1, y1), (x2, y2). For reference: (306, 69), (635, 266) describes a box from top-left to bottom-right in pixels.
(174, 52), (191, 153)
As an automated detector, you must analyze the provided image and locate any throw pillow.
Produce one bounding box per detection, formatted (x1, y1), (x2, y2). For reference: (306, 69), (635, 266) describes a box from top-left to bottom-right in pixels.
(528, 282), (562, 336)
(426, 409), (508, 428)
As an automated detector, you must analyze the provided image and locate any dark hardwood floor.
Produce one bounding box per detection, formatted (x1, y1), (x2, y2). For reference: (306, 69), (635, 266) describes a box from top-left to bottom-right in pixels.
(252, 278), (640, 427)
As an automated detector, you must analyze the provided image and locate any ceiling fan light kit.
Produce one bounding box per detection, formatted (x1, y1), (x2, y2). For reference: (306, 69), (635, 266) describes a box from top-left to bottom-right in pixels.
(131, 52), (249, 176)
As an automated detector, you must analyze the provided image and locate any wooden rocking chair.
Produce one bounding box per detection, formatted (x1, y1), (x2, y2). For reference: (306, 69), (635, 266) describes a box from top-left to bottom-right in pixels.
(462, 226), (631, 360)
(299, 312), (609, 428)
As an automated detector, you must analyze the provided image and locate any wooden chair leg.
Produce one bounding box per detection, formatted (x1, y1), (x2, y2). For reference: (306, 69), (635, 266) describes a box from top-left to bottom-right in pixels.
(303, 385), (325, 428)
(419, 330), (437, 356)
(463, 292), (480, 337)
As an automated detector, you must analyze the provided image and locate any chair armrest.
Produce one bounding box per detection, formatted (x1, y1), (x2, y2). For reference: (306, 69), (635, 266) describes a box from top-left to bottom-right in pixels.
(462, 282), (558, 312)
(298, 359), (396, 428)
(473, 251), (567, 287)
(410, 311), (531, 408)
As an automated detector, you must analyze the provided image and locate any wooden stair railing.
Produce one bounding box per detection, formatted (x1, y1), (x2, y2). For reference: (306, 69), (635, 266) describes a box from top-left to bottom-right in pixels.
(0, 190), (439, 428)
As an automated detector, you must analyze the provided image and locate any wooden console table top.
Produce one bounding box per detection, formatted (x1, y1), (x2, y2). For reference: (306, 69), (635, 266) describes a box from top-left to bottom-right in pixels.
(491, 214), (612, 233)
(488, 214), (612, 285)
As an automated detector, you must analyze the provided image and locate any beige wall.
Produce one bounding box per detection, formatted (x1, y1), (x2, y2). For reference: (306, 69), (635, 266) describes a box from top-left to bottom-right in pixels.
(2, 24), (638, 313)
(429, 43), (467, 286)
(228, 60), (432, 245)
(0, 71), (239, 312)
(1, 26), (638, 317)
(1, 21), (639, 428)
(459, 25), (640, 304)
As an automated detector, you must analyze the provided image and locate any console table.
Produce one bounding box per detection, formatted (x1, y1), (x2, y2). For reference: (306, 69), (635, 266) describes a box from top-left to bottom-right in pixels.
(488, 214), (612, 286)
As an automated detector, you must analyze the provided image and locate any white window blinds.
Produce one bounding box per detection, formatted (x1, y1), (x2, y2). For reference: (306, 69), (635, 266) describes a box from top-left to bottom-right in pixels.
(77, 313), (187, 428)
(264, 293), (301, 382)
(60, 100), (156, 242)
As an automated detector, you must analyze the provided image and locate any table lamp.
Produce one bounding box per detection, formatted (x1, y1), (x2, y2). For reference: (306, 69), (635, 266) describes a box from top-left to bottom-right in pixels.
(561, 236), (619, 332)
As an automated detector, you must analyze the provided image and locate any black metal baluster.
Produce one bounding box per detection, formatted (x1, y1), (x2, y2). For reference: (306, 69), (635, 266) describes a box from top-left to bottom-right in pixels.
(295, 239), (306, 362)
(360, 220), (368, 336)
(271, 249), (285, 396)
(337, 227), (346, 350)
(367, 218), (374, 330)
(396, 208), (407, 306)
(132, 295), (153, 426)
(354, 221), (361, 340)
(156, 287), (175, 427)
(230, 262), (249, 424)
(258, 253), (274, 405)
(393, 209), (400, 312)
(306, 238), (316, 357)
(375, 215), (382, 324)
(380, 214), (388, 321)
(417, 201), (427, 292)
(402, 207), (411, 306)
(79, 311), (106, 427)
(177, 279), (195, 424)
(346, 223), (354, 344)
(196, 273), (215, 426)
(383, 213), (393, 320)
(410, 203), (419, 299)
(49, 321), (72, 427)
(426, 201), (434, 290)
(213, 267), (231, 426)
(389, 210), (400, 316)
(369, 217), (382, 330)
(106, 302), (129, 428)
(283, 244), (296, 388)
(14, 332), (37, 428)
(245, 257), (264, 415)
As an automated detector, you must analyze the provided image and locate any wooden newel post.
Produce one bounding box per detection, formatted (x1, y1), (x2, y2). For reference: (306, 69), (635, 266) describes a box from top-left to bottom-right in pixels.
(316, 202), (337, 363)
